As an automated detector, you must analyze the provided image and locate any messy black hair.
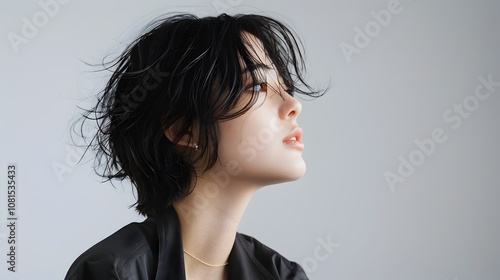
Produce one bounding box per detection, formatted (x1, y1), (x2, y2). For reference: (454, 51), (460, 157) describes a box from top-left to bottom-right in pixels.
(77, 13), (322, 217)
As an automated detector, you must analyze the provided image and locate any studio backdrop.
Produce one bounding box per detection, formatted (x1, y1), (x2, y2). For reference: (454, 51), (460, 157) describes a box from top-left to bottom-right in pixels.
(1, 0), (499, 279)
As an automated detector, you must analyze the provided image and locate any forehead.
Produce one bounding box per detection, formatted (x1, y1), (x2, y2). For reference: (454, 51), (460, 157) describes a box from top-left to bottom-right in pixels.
(240, 31), (270, 68)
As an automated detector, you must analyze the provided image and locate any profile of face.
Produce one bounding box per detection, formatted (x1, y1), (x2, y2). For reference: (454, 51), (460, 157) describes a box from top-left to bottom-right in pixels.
(211, 33), (306, 187)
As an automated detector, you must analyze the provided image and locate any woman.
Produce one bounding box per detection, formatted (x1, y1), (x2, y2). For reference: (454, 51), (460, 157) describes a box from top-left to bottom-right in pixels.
(65, 13), (321, 280)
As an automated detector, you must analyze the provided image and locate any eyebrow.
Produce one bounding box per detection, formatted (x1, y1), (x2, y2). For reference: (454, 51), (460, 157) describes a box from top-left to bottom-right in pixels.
(241, 63), (271, 75)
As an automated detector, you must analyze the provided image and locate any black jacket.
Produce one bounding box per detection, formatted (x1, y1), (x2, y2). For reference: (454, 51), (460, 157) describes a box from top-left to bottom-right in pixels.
(65, 207), (308, 279)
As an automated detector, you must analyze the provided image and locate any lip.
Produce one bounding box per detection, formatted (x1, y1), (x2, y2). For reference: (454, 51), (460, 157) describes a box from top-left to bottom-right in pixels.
(283, 127), (304, 150)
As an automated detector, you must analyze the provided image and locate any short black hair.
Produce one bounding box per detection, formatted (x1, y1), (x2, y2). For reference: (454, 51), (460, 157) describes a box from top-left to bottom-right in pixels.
(76, 13), (322, 217)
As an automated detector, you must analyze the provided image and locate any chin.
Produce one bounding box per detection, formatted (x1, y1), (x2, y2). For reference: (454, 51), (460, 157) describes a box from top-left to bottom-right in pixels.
(290, 161), (307, 180)
(241, 157), (307, 185)
(275, 159), (307, 183)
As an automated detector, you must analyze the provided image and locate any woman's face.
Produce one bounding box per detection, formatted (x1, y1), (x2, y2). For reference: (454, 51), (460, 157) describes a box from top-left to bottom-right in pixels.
(214, 33), (306, 186)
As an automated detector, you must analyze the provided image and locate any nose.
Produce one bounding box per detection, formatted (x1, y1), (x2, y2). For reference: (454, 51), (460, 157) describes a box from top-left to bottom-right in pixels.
(280, 93), (302, 120)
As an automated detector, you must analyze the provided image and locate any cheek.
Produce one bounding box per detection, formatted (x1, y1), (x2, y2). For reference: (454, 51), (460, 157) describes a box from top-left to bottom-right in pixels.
(218, 108), (276, 157)
(216, 115), (306, 183)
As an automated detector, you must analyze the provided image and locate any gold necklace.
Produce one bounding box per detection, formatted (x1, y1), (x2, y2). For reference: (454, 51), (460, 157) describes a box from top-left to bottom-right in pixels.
(183, 250), (229, 267)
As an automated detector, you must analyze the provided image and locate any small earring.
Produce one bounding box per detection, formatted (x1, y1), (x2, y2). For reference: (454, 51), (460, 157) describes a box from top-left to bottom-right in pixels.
(194, 144), (199, 152)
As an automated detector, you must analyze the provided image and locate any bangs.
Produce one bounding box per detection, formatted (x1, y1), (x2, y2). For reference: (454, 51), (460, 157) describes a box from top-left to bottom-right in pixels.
(186, 13), (320, 122)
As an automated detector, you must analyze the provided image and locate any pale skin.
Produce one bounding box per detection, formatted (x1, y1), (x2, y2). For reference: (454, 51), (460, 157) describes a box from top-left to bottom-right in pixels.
(167, 33), (306, 280)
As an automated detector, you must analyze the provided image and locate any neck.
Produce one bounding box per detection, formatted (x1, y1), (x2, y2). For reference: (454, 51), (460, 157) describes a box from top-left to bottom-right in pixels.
(173, 171), (259, 279)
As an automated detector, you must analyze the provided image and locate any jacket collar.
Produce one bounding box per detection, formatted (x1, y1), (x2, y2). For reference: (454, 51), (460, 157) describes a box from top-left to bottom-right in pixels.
(152, 207), (279, 280)
(154, 207), (186, 280)
(228, 234), (280, 280)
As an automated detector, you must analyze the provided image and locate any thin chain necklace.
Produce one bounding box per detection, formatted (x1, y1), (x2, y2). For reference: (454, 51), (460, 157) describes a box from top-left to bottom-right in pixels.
(183, 250), (229, 267)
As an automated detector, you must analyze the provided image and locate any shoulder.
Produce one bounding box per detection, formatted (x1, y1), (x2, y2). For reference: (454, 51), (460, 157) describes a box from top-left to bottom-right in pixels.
(65, 218), (158, 280)
(235, 233), (308, 280)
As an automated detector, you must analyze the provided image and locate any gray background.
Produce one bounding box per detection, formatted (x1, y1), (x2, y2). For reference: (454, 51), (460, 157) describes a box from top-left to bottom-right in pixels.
(1, 0), (499, 279)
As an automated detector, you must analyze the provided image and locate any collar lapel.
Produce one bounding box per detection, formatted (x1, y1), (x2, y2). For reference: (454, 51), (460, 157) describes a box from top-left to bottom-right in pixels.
(154, 208), (186, 280)
(227, 234), (277, 280)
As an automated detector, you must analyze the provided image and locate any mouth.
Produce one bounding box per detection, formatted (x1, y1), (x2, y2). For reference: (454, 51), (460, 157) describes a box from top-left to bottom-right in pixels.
(283, 127), (304, 150)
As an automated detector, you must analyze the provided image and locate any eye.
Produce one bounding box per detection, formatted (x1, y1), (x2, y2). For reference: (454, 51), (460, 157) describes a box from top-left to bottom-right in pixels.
(247, 82), (268, 93)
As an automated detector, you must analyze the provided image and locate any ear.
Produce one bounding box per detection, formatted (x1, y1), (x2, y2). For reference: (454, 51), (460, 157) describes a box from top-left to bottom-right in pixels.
(164, 122), (199, 149)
